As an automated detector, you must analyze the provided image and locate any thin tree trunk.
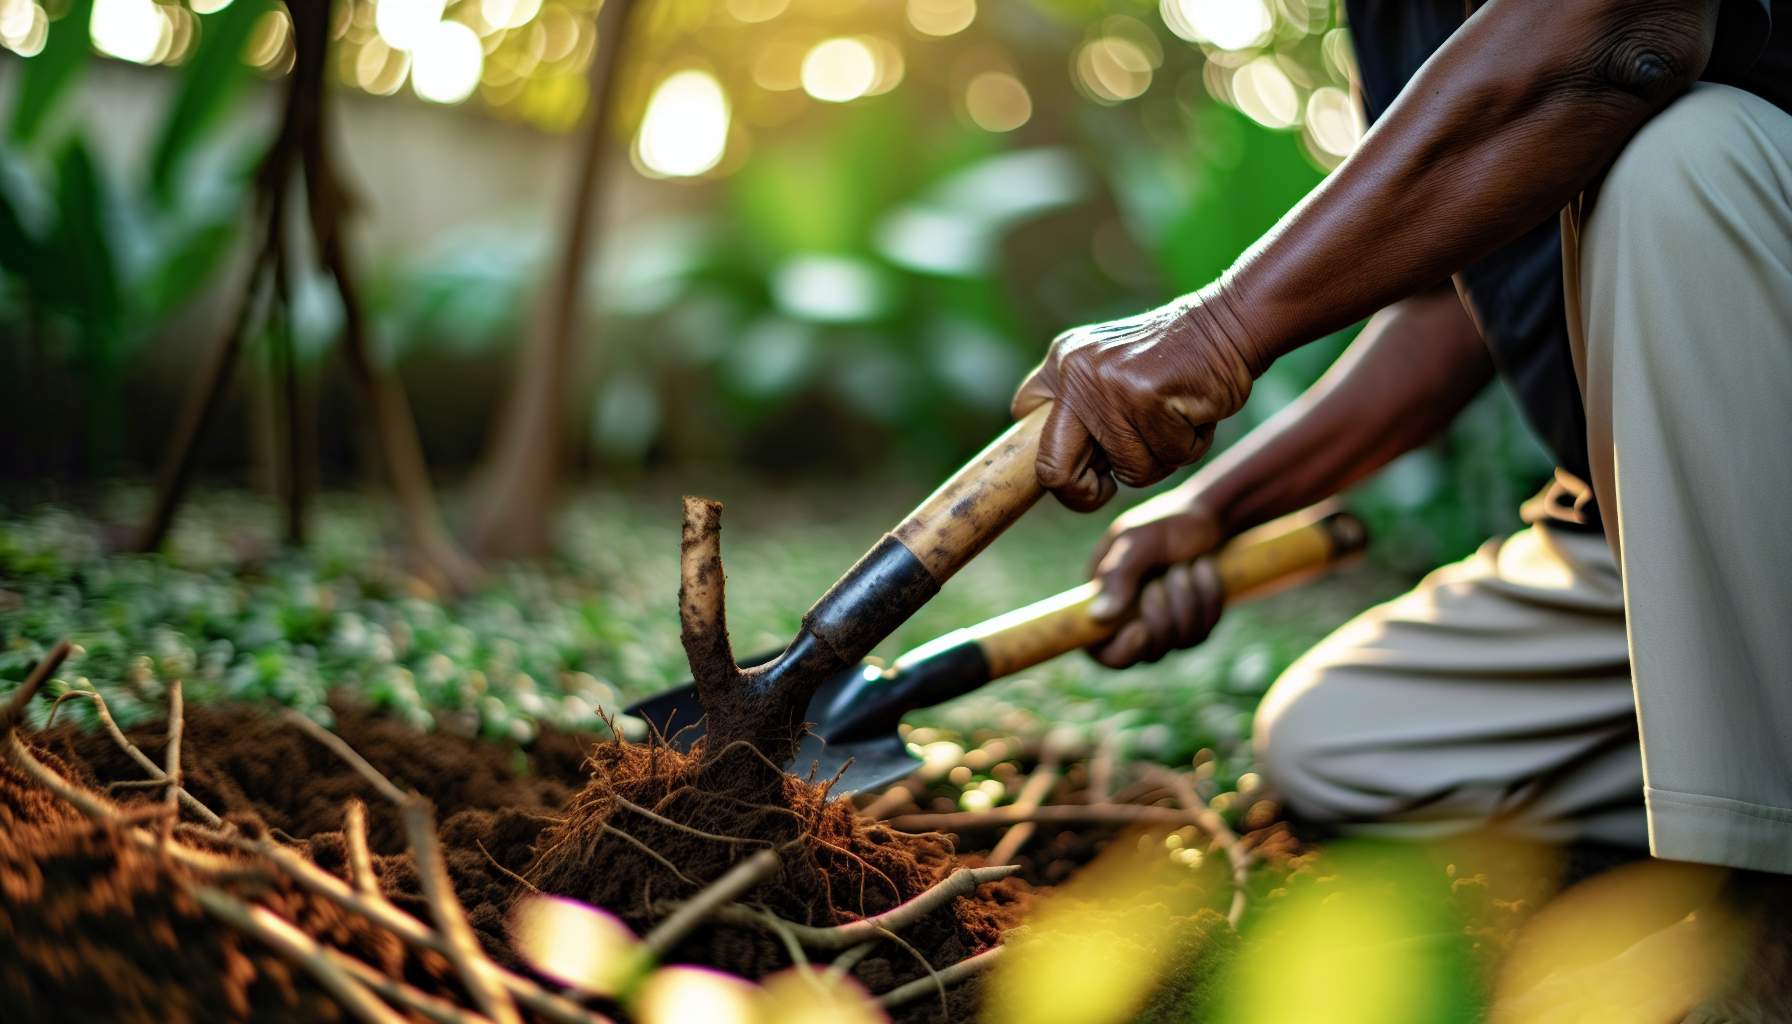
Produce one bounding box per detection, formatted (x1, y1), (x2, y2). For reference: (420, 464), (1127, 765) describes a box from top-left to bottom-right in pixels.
(133, 225), (275, 552)
(293, 0), (477, 593)
(465, 0), (637, 560)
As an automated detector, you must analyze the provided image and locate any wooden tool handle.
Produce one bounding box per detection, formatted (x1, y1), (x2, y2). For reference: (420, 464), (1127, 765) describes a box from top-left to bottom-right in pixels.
(891, 403), (1051, 582)
(900, 508), (1367, 680)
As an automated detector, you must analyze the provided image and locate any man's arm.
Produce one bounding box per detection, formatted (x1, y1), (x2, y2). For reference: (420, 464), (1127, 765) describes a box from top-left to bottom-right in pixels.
(1084, 288), (1490, 667)
(1014, 0), (1722, 509)
(1223, 0), (1720, 366)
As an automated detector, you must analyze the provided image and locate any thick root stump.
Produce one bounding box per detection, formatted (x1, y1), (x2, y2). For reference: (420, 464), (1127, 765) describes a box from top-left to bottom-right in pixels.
(528, 736), (1020, 975)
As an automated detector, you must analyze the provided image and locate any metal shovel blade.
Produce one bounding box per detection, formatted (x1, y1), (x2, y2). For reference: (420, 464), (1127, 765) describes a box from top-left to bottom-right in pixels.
(623, 654), (923, 796)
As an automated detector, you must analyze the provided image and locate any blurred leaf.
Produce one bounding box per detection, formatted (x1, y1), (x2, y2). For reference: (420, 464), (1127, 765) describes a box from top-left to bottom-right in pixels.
(148, 0), (272, 204)
(1213, 842), (1479, 1024)
(142, 215), (239, 319)
(0, 161), (41, 279)
(44, 135), (121, 343)
(983, 835), (1211, 1024)
(8, 0), (96, 146)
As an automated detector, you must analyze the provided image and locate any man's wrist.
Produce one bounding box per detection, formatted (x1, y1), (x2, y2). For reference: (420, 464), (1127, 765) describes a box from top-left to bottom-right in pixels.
(1190, 280), (1275, 380)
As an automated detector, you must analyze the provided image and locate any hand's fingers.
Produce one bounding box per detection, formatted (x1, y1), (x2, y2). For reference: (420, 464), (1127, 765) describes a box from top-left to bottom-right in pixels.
(1089, 532), (1152, 621)
(1010, 362), (1058, 419)
(1037, 401), (1114, 513)
(1095, 411), (1172, 490)
(1162, 562), (1203, 647)
(1137, 407), (1215, 474)
(1190, 557), (1226, 638)
(1137, 580), (1174, 662)
(1090, 619), (1151, 669)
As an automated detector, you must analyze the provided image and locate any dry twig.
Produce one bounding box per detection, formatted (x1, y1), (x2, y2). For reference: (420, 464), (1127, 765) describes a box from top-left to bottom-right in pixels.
(667, 864), (1018, 951)
(187, 884), (409, 1024)
(888, 802), (1200, 833)
(161, 678), (184, 838)
(875, 946), (1003, 1009)
(988, 747), (1063, 866)
(70, 688), (224, 827)
(0, 640), (71, 731)
(641, 847), (781, 957)
(285, 709), (521, 1024)
(344, 800), (376, 894)
(1140, 764), (1252, 927)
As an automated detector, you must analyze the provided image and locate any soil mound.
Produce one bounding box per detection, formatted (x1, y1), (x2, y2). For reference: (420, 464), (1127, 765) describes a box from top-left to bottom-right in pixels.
(7, 701), (1025, 1022)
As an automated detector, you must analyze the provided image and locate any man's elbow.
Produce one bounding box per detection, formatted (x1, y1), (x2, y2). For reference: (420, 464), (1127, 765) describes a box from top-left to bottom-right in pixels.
(1574, 0), (1719, 108)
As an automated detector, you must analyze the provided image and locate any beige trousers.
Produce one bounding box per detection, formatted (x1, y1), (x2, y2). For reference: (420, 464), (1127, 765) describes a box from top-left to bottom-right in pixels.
(1255, 84), (1792, 873)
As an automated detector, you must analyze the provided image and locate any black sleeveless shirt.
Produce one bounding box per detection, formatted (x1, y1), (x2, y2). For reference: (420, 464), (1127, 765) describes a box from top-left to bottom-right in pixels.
(1343, 0), (1791, 530)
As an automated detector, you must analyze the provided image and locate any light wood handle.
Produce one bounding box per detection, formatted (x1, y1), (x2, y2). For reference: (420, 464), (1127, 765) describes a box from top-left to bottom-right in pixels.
(902, 508), (1366, 679)
(890, 403), (1051, 581)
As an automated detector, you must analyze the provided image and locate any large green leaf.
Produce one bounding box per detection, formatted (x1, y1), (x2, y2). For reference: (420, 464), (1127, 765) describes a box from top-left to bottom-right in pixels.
(8, 0), (96, 145)
(148, 0), (272, 203)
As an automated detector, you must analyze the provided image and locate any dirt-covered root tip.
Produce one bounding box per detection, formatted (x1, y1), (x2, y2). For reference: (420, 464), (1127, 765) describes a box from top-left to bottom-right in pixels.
(679, 497), (737, 687)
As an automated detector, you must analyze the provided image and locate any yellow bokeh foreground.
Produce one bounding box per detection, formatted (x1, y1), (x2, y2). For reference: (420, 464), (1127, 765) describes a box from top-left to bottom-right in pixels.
(981, 830), (1215, 1024)
(1489, 859), (1745, 1024)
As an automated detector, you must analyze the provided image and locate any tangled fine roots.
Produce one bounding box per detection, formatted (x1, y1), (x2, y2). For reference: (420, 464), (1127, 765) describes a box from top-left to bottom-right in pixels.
(528, 735), (1024, 979)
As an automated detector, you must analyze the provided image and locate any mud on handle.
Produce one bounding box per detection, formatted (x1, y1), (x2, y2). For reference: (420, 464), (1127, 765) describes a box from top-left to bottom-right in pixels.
(796, 404), (1052, 668)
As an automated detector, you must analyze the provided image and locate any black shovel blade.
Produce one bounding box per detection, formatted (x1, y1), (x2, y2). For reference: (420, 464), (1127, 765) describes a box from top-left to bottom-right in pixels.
(622, 652), (923, 796)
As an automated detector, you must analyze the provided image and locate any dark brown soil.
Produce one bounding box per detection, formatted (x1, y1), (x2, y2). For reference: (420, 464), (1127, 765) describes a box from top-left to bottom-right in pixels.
(5, 700), (1029, 1022)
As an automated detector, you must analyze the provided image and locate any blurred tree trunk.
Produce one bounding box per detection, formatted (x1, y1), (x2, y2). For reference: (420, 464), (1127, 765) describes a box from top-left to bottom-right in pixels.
(465, 0), (638, 560)
(137, 0), (474, 592)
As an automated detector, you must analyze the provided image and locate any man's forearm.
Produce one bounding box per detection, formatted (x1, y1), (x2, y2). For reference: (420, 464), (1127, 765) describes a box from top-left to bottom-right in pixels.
(1188, 288), (1492, 534)
(1215, 0), (1719, 369)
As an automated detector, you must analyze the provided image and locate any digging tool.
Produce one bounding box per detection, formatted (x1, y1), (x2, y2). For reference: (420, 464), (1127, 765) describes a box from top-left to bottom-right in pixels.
(633, 506), (1367, 793)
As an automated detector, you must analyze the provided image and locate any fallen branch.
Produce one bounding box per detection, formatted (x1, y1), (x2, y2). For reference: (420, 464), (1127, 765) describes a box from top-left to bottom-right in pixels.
(210, 832), (601, 1024)
(667, 864), (1019, 951)
(641, 847), (781, 958)
(161, 678), (184, 838)
(282, 710), (408, 804)
(401, 800), (523, 1024)
(285, 709), (520, 1024)
(344, 800), (376, 895)
(2, 732), (242, 877)
(875, 945), (1003, 1009)
(72, 688), (224, 827)
(326, 945), (498, 1024)
(188, 884), (409, 1024)
(0, 639), (71, 731)
(1140, 764), (1252, 928)
(988, 747), (1063, 866)
(887, 802), (1199, 833)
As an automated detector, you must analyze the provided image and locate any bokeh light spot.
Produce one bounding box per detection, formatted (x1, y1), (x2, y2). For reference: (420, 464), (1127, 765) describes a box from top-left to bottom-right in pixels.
(0, 0), (47, 55)
(411, 20), (484, 104)
(1075, 36), (1152, 104)
(634, 966), (760, 1024)
(636, 69), (731, 178)
(509, 895), (642, 996)
(725, 0), (786, 24)
(907, 0), (973, 37)
(90, 0), (167, 64)
(1162, 0), (1272, 51)
(1232, 55), (1299, 128)
(964, 70), (1030, 132)
(801, 37), (877, 103)
(375, 0), (444, 51)
(1304, 84), (1364, 158)
(480, 0), (540, 31)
